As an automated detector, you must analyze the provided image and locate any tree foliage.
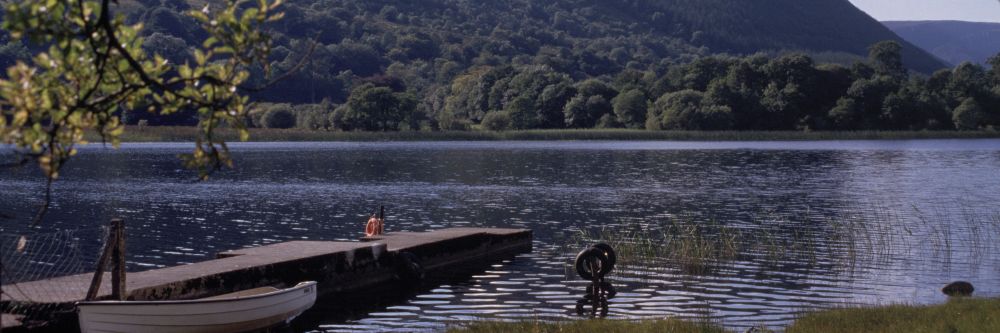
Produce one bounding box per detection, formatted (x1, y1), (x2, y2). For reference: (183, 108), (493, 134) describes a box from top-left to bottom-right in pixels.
(4, 1), (1000, 159)
(80, 0), (949, 113)
(480, 110), (511, 131)
(262, 106), (297, 129)
(0, 0), (283, 222)
(612, 89), (648, 129)
(341, 84), (416, 131)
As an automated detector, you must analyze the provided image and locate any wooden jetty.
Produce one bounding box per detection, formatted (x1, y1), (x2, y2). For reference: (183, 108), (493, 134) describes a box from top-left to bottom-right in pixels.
(1, 227), (532, 330)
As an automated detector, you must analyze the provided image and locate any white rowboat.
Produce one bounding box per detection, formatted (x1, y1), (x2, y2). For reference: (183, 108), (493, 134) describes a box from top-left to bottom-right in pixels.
(77, 281), (317, 333)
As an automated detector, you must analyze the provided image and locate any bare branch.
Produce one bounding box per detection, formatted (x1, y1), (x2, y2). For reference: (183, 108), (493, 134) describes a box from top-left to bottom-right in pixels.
(30, 177), (54, 226)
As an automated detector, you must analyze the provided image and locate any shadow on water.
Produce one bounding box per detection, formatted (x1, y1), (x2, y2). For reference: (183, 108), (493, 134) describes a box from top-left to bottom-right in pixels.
(287, 254), (522, 332)
(574, 281), (616, 319)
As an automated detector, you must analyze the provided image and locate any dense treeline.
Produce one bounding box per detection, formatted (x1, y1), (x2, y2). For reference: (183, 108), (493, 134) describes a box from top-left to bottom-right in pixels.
(436, 42), (1000, 131)
(650, 42), (1000, 131)
(1, 0), (989, 132)
(238, 42), (1000, 132)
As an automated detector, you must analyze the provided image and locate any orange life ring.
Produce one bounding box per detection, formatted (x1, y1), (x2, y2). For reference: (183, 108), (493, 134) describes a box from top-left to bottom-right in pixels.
(365, 216), (383, 237)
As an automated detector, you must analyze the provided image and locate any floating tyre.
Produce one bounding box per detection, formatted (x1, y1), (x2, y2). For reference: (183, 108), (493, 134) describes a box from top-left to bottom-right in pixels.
(575, 243), (616, 280)
(590, 243), (616, 276)
(575, 247), (606, 280)
(395, 251), (425, 281)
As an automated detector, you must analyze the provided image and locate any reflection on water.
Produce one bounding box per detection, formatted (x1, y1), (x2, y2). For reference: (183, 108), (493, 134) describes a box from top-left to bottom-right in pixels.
(575, 281), (616, 319)
(2, 140), (1000, 331)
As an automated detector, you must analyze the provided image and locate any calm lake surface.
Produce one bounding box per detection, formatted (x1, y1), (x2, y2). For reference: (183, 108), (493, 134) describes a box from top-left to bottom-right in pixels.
(2, 140), (1000, 331)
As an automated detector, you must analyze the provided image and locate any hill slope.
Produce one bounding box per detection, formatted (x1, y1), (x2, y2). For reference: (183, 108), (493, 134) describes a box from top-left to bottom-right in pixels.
(4, 0), (991, 132)
(884, 20), (1000, 66)
(645, 0), (946, 72)
(49, 0), (949, 107)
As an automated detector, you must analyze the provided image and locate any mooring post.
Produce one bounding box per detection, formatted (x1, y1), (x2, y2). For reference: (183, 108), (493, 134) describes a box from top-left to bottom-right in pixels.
(110, 218), (126, 300)
(86, 220), (115, 300)
(590, 259), (600, 300)
(379, 205), (385, 234)
(85, 218), (127, 301)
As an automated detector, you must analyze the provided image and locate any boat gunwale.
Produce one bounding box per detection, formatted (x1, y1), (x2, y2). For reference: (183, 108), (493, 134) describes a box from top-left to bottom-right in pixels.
(75, 281), (317, 307)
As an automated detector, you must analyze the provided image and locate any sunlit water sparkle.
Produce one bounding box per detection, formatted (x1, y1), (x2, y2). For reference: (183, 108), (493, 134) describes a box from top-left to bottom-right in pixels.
(2, 140), (999, 331)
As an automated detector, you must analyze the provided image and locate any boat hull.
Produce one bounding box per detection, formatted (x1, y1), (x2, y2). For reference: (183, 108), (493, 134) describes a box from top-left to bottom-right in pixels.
(77, 281), (317, 333)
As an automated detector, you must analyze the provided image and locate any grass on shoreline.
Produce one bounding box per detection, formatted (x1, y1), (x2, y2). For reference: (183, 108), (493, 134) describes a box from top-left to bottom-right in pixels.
(447, 298), (1000, 333)
(446, 318), (727, 333)
(786, 297), (1000, 333)
(94, 126), (1000, 142)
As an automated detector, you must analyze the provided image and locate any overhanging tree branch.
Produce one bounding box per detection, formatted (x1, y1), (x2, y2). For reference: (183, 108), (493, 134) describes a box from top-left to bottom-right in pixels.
(0, 0), (284, 225)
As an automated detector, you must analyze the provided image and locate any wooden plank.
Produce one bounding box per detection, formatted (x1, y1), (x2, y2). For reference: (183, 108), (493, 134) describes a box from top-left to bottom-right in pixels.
(110, 218), (126, 300)
(201, 287), (279, 300)
(1, 313), (24, 329)
(85, 221), (117, 301)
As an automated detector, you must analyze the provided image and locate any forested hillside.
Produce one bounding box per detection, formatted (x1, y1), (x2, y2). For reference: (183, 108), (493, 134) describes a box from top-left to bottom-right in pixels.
(7, 0), (939, 104)
(2, 0), (992, 133)
(885, 20), (1000, 66)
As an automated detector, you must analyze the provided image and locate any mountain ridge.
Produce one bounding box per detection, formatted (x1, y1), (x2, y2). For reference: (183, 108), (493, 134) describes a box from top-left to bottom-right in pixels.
(884, 20), (1000, 66)
(641, 0), (946, 72)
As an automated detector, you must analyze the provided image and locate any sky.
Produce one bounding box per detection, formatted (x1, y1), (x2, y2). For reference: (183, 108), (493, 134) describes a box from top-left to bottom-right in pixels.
(848, 0), (1000, 22)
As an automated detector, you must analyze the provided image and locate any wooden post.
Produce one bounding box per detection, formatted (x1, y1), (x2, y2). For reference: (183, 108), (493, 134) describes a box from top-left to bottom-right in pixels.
(590, 259), (600, 300)
(379, 205), (385, 234)
(85, 218), (126, 301)
(86, 221), (115, 300)
(110, 218), (126, 300)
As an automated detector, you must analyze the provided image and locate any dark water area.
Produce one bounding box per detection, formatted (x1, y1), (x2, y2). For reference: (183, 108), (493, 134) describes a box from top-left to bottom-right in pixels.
(2, 140), (1000, 331)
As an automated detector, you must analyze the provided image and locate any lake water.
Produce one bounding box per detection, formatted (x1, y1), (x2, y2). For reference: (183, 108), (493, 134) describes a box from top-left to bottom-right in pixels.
(2, 140), (1000, 331)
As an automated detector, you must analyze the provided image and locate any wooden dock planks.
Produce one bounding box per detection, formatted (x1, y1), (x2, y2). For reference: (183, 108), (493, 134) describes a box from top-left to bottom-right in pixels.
(1, 227), (532, 327)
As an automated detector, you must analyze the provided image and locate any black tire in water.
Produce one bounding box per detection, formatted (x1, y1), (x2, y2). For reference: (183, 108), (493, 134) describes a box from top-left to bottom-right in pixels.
(395, 251), (425, 281)
(591, 243), (616, 276)
(575, 247), (609, 280)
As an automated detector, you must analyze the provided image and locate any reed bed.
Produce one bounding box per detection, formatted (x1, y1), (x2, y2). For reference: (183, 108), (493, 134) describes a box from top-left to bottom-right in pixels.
(569, 203), (1000, 277)
(446, 318), (728, 333)
(569, 219), (741, 275)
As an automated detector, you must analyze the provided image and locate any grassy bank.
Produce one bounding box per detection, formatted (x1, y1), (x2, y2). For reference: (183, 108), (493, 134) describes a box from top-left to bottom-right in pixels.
(92, 126), (1000, 142)
(446, 319), (727, 333)
(446, 298), (1000, 333)
(786, 297), (1000, 333)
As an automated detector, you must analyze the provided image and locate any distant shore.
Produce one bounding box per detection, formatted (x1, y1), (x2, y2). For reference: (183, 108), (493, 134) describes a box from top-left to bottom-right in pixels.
(96, 126), (1000, 143)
